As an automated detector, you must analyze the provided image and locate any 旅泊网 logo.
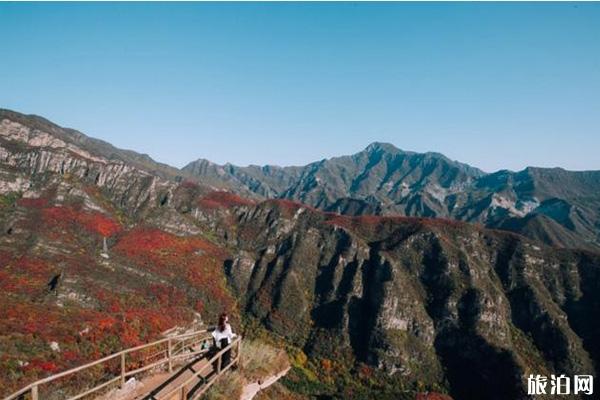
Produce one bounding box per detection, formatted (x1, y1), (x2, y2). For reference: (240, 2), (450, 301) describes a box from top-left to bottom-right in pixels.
(527, 374), (593, 396)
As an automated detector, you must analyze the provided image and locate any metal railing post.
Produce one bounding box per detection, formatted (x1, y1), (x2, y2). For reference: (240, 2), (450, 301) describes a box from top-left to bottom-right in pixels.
(168, 338), (173, 372)
(120, 352), (126, 387)
(31, 385), (39, 400)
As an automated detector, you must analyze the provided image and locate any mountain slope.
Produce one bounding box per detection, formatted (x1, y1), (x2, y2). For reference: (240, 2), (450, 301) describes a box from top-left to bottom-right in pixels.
(2, 108), (600, 399)
(0, 109), (189, 182)
(0, 109), (230, 232)
(207, 200), (600, 400)
(184, 142), (485, 215)
(0, 109), (240, 396)
(0, 176), (237, 396)
(184, 144), (600, 251)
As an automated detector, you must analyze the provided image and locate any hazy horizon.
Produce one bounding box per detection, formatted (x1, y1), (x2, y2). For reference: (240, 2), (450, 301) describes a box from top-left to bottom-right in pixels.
(1, 3), (599, 171)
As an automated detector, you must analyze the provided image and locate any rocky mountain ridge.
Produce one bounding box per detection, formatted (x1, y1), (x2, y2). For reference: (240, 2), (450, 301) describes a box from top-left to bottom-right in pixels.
(185, 144), (600, 252)
(217, 200), (600, 399)
(4, 108), (599, 251)
(1, 108), (600, 399)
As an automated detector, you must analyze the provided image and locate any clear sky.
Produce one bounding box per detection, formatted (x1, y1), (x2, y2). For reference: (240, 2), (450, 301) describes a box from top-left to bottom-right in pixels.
(1, 2), (599, 172)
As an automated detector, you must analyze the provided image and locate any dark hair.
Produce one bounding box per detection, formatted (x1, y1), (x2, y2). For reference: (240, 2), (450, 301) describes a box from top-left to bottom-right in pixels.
(218, 313), (228, 332)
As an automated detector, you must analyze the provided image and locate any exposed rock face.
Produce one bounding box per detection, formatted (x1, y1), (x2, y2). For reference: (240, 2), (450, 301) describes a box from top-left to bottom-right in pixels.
(184, 143), (600, 251)
(1, 109), (600, 399)
(5, 108), (600, 250)
(184, 143), (484, 218)
(0, 116), (175, 215)
(0, 111), (235, 395)
(0, 110), (222, 236)
(216, 201), (600, 399)
(0, 175), (238, 396)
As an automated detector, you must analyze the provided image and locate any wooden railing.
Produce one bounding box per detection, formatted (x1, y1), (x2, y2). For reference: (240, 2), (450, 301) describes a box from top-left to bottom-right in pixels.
(157, 337), (242, 400)
(4, 330), (212, 400)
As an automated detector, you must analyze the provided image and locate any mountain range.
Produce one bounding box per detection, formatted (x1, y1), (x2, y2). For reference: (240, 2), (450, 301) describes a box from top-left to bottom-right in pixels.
(1, 108), (600, 399)
(185, 141), (600, 252)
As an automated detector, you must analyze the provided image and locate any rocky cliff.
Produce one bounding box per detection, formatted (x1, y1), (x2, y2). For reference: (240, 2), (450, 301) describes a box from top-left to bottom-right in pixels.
(184, 143), (600, 252)
(207, 200), (600, 399)
(1, 109), (600, 399)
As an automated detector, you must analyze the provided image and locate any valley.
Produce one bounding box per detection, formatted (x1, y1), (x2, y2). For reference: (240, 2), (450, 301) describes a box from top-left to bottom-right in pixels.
(1, 109), (599, 399)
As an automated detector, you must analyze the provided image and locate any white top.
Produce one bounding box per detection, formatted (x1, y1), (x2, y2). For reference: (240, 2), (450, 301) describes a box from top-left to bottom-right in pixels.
(211, 323), (236, 348)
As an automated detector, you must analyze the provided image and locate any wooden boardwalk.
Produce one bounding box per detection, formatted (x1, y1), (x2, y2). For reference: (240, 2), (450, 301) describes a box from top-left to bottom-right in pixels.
(4, 330), (241, 400)
(140, 341), (240, 400)
(141, 358), (212, 400)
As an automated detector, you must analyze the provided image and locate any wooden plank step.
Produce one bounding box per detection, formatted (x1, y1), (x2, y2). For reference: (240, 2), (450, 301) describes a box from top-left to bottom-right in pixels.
(141, 358), (213, 400)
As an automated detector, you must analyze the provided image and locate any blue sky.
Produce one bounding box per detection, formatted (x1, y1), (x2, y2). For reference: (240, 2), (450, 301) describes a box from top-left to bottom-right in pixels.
(1, 2), (599, 172)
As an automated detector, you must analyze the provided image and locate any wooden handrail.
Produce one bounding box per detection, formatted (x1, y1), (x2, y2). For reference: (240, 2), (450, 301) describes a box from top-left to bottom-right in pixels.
(4, 329), (209, 400)
(159, 337), (242, 400)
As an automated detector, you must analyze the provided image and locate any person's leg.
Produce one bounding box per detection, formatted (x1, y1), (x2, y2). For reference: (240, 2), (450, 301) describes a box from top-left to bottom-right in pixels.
(209, 347), (219, 373)
(219, 338), (231, 368)
(223, 348), (231, 367)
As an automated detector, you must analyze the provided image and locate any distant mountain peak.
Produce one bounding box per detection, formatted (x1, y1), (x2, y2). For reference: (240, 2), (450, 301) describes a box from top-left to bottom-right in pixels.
(364, 141), (402, 153)
(4, 108), (600, 251)
(3, 108), (600, 400)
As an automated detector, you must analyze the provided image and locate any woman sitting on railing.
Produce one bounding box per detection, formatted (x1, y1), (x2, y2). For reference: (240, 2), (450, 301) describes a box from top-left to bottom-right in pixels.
(211, 313), (237, 369)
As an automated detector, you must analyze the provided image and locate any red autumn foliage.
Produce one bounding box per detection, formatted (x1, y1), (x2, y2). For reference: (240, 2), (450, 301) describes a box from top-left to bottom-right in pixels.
(17, 197), (49, 208)
(114, 227), (236, 317)
(198, 191), (255, 210)
(194, 300), (204, 314)
(95, 316), (118, 331)
(42, 206), (121, 237)
(320, 358), (333, 373)
(0, 256), (52, 296)
(325, 212), (473, 241)
(0, 191), (241, 393)
(149, 284), (187, 307)
(61, 351), (80, 363)
(0, 301), (83, 347)
(120, 323), (142, 347)
(0, 256), (197, 391)
(25, 359), (60, 373)
(15, 257), (50, 275)
(115, 228), (203, 259)
(78, 292), (187, 346)
(0, 210), (229, 394)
